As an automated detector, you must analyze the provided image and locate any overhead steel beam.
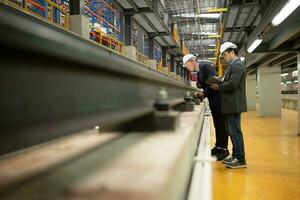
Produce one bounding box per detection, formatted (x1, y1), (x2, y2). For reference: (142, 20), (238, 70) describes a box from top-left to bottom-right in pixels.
(228, 0), (246, 42)
(224, 26), (253, 33)
(127, 0), (139, 12)
(140, 13), (158, 34)
(281, 57), (298, 67)
(245, 0), (288, 51)
(267, 11), (300, 50)
(144, 0), (153, 11)
(235, 0), (259, 47)
(268, 53), (296, 66)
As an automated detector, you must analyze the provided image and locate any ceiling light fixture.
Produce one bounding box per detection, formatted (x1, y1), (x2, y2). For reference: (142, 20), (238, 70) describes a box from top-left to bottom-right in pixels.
(247, 38), (262, 53)
(271, 0), (300, 26)
(174, 13), (220, 19)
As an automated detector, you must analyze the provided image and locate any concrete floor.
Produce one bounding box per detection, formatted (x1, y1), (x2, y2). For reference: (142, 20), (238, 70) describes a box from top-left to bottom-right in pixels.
(211, 109), (300, 200)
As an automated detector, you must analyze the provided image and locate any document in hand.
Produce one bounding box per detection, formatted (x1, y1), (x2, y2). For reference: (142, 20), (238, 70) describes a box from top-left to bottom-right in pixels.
(205, 76), (222, 84)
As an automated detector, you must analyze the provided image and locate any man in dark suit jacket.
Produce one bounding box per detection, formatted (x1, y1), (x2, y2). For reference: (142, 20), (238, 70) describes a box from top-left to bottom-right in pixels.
(183, 54), (229, 161)
(210, 42), (247, 169)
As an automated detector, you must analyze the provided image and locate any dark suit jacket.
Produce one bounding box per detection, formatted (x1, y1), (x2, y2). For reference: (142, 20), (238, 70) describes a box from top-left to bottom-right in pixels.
(219, 58), (247, 114)
(197, 62), (222, 113)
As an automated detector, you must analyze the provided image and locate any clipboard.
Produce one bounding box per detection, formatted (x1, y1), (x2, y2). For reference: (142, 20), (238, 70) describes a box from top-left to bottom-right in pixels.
(205, 76), (222, 85)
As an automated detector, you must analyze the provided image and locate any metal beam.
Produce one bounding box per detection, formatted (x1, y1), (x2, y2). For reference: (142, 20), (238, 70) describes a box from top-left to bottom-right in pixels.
(0, 4), (196, 155)
(140, 13), (158, 34)
(69, 0), (84, 15)
(149, 35), (155, 59)
(228, 0), (246, 42)
(162, 46), (167, 67)
(281, 57), (298, 67)
(268, 53), (296, 66)
(235, 0), (258, 45)
(127, 0), (139, 12)
(268, 12), (300, 51)
(125, 13), (133, 46)
(144, 0), (153, 11)
(224, 26), (253, 33)
(170, 55), (175, 73)
(176, 61), (180, 75)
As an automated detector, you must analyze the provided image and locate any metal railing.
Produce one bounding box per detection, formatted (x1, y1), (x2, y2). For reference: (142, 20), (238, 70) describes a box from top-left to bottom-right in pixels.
(136, 51), (149, 66)
(91, 27), (124, 54)
(2, 0), (69, 30)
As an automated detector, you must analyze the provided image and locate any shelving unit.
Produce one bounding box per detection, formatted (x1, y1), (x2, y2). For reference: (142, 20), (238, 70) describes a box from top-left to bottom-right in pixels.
(3, 0), (69, 29)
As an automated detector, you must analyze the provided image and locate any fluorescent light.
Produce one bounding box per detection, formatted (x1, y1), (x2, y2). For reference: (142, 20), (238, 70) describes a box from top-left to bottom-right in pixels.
(272, 0), (300, 26)
(198, 13), (220, 18)
(191, 32), (218, 35)
(247, 38), (262, 53)
(173, 13), (220, 19)
(286, 81), (292, 84)
(281, 73), (288, 76)
(294, 80), (298, 83)
(208, 35), (221, 38)
(292, 70), (298, 77)
(208, 8), (228, 13)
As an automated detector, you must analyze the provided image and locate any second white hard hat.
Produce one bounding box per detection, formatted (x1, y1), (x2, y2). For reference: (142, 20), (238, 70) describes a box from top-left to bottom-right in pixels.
(220, 42), (237, 55)
(183, 54), (197, 67)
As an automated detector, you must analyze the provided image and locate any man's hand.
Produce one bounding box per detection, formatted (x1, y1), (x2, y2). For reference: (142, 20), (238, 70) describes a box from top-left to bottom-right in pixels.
(210, 83), (219, 90)
(198, 90), (205, 97)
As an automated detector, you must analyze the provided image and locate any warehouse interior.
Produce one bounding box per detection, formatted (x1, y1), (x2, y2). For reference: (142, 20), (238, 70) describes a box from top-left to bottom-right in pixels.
(0, 0), (300, 199)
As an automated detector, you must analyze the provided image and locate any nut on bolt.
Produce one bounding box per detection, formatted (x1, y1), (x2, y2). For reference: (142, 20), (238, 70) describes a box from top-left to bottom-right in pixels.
(153, 87), (170, 111)
(184, 91), (193, 102)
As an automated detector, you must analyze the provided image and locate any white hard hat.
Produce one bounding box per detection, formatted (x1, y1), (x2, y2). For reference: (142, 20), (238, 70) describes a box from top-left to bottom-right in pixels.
(220, 42), (237, 55)
(183, 54), (197, 67)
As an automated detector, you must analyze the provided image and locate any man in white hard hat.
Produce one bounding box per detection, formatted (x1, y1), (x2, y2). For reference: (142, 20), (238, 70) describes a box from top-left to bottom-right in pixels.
(183, 54), (229, 161)
(210, 42), (247, 169)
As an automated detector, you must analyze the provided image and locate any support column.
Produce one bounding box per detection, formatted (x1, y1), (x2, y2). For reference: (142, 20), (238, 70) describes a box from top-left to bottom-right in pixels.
(257, 65), (281, 117)
(69, 0), (84, 15)
(170, 55), (175, 77)
(176, 61), (180, 76)
(184, 68), (188, 80)
(69, 0), (89, 39)
(123, 13), (137, 61)
(148, 36), (154, 59)
(148, 35), (156, 70)
(246, 74), (256, 110)
(124, 13), (132, 46)
(137, 28), (144, 53)
(297, 51), (300, 135)
(162, 47), (168, 74)
(176, 61), (182, 79)
(162, 47), (167, 67)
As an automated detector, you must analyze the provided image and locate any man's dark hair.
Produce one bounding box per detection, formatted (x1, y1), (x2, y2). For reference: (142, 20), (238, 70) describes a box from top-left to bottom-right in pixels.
(226, 48), (238, 56)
